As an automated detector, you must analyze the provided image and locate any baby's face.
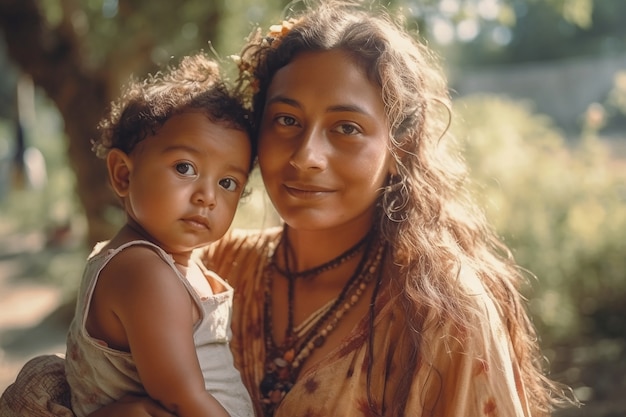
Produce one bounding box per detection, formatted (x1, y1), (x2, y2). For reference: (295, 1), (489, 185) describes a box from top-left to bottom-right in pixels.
(120, 111), (251, 256)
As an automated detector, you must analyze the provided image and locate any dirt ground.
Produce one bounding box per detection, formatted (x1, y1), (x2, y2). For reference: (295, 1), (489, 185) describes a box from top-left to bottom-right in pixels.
(1, 229), (625, 416)
(0, 229), (70, 392)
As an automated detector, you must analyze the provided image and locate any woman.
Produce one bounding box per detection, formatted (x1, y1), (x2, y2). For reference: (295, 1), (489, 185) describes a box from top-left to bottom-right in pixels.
(0, 1), (571, 416)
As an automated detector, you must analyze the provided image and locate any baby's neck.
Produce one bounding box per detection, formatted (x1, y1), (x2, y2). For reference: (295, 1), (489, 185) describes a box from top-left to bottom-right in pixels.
(111, 222), (194, 266)
(123, 220), (153, 241)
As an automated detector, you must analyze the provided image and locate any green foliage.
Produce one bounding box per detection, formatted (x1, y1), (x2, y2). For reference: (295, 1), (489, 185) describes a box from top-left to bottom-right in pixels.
(452, 95), (626, 343)
(35, 0), (286, 89)
(607, 71), (626, 124)
(550, 0), (594, 28)
(40, 0), (221, 66)
(430, 0), (625, 67)
(0, 93), (81, 232)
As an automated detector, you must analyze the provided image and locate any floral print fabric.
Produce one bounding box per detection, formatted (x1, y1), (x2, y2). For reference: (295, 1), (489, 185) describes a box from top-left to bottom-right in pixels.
(202, 228), (532, 417)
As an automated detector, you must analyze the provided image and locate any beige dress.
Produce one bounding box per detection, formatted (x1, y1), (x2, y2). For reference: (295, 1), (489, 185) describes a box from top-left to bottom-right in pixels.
(1, 228), (532, 417)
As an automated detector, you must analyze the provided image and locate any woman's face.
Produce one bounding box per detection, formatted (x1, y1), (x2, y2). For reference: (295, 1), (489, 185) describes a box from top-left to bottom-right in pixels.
(258, 49), (395, 232)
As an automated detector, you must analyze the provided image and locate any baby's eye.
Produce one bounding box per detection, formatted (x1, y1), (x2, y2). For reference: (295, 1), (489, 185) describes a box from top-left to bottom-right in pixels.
(175, 162), (196, 176)
(276, 115), (298, 127)
(334, 123), (361, 135)
(219, 177), (239, 192)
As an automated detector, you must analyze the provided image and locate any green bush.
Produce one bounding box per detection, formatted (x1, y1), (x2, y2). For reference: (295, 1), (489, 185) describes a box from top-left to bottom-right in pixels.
(452, 95), (626, 344)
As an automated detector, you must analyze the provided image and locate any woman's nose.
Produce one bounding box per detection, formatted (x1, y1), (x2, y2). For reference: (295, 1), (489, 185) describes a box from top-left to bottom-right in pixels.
(289, 127), (327, 171)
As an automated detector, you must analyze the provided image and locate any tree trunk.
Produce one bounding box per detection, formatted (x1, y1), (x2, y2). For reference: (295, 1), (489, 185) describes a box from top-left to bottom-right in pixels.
(0, 0), (119, 246)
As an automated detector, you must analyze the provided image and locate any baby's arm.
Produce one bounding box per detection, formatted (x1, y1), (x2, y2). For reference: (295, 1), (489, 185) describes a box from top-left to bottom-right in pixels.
(90, 246), (230, 417)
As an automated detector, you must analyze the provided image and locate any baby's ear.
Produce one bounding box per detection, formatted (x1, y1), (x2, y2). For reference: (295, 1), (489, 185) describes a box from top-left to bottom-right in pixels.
(106, 149), (132, 198)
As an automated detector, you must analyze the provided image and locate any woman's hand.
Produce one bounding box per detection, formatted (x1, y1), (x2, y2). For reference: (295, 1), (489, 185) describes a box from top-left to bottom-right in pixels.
(87, 395), (175, 417)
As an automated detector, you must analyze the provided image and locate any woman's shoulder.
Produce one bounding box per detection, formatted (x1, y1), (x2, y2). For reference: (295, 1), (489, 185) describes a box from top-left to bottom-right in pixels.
(457, 264), (510, 324)
(195, 226), (282, 272)
(440, 265), (513, 352)
(402, 263), (510, 349)
(214, 226), (281, 255)
(226, 226), (282, 245)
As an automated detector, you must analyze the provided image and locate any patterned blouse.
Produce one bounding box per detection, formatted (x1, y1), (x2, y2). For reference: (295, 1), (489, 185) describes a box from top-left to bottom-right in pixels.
(201, 227), (532, 417)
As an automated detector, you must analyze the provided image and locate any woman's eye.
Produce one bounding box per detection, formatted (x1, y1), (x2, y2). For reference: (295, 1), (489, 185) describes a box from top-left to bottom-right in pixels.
(219, 177), (239, 192)
(175, 162), (196, 176)
(334, 123), (361, 135)
(276, 115), (298, 127)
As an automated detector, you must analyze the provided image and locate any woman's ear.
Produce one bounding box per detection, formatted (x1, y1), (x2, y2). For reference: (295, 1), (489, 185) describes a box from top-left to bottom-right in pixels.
(387, 152), (399, 177)
(106, 149), (132, 198)
(388, 163), (398, 177)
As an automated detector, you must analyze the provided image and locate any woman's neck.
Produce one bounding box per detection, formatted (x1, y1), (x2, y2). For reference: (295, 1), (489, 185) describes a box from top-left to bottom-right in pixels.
(282, 221), (374, 272)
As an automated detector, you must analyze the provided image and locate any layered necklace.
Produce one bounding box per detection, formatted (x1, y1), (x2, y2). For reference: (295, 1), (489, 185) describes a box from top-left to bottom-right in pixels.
(259, 227), (386, 416)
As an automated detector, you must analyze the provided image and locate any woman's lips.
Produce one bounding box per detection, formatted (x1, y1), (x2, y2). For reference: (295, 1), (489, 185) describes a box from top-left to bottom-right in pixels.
(283, 183), (334, 200)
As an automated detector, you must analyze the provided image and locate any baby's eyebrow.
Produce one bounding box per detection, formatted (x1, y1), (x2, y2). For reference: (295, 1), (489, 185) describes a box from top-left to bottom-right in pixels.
(227, 163), (250, 178)
(162, 144), (200, 155)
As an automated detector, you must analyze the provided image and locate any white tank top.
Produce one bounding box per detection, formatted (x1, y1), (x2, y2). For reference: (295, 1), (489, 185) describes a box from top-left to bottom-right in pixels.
(65, 240), (253, 417)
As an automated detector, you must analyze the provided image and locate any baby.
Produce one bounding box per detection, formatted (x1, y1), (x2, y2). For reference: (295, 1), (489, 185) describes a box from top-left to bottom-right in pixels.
(64, 53), (255, 417)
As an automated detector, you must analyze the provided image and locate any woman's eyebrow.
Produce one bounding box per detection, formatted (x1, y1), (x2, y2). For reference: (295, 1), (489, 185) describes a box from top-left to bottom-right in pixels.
(265, 95), (301, 109)
(327, 104), (369, 115)
(267, 95), (370, 116)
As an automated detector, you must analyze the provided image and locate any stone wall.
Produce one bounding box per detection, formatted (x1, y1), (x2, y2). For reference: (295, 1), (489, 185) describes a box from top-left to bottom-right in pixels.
(450, 53), (626, 132)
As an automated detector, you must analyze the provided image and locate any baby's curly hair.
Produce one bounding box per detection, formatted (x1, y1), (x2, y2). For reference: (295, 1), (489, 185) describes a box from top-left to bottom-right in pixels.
(93, 53), (254, 165)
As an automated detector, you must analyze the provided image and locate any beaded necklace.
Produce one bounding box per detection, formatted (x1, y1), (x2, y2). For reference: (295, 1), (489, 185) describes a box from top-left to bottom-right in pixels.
(259, 230), (386, 416)
(271, 228), (371, 279)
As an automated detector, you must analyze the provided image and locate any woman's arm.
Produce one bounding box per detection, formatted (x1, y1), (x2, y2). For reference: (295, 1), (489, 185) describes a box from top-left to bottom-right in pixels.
(87, 395), (175, 417)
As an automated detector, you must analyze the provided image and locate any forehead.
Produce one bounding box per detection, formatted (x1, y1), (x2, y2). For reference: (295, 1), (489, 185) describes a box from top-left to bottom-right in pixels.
(135, 112), (251, 160)
(267, 49), (384, 111)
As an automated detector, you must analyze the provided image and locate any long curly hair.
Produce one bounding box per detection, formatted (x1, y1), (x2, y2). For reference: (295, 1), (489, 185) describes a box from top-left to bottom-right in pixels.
(94, 52), (254, 168)
(236, 1), (572, 415)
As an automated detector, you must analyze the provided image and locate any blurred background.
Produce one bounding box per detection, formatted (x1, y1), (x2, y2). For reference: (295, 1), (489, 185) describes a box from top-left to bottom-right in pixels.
(0, 0), (624, 415)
